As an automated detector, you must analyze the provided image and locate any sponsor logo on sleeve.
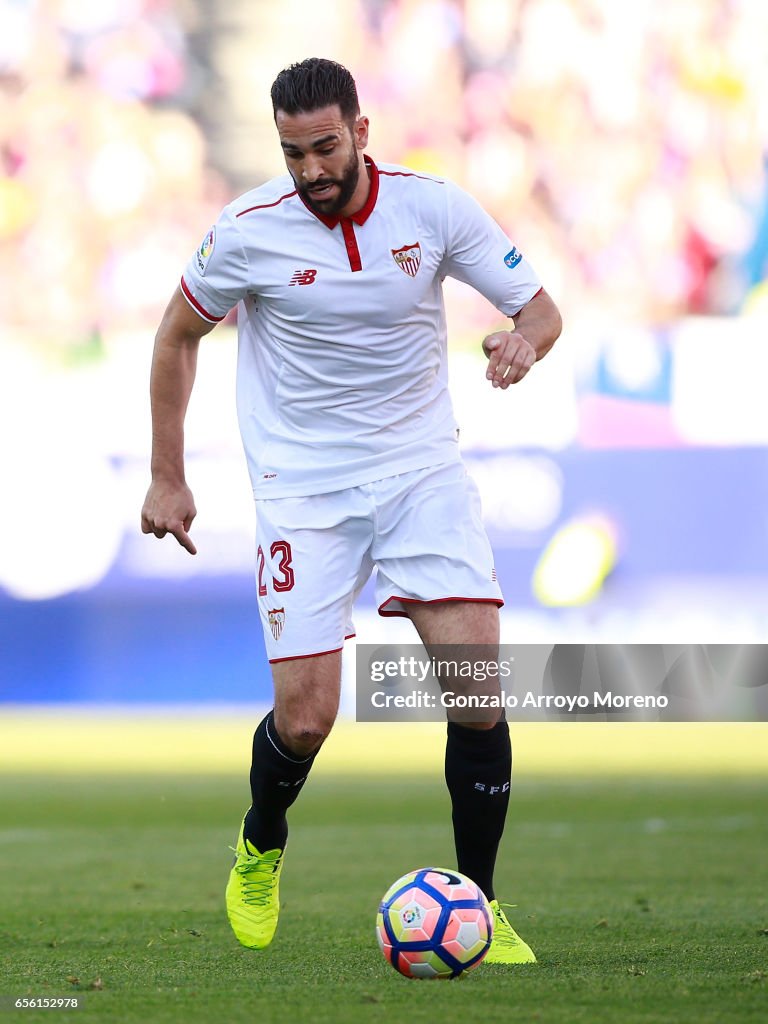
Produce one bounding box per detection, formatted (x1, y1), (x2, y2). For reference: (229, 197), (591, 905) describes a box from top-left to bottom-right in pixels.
(196, 227), (215, 275)
(504, 247), (522, 269)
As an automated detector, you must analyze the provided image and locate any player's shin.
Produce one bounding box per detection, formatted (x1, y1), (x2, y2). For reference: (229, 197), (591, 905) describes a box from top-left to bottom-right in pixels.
(444, 718), (511, 901)
(244, 710), (317, 852)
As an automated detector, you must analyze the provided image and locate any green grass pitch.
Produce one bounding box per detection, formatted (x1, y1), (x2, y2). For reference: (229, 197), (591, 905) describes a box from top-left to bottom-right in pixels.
(1, 770), (766, 1023)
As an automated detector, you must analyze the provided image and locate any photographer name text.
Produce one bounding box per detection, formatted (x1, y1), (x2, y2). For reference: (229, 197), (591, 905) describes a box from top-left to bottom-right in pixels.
(370, 690), (669, 711)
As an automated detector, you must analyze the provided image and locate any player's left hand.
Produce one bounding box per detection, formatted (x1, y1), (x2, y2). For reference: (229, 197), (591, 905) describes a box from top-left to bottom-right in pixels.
(482, 331), (536, 388)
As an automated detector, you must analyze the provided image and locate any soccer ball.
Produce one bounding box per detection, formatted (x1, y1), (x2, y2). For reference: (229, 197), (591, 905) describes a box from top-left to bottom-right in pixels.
(376, 867), (493, 979)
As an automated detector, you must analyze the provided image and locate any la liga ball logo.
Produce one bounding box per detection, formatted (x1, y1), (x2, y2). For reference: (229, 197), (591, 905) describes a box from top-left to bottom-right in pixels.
(376, 867), (493, 979)
(402, 906), (422, 926)
(200, 228), (215, 258)
(196, 227), (216, 275)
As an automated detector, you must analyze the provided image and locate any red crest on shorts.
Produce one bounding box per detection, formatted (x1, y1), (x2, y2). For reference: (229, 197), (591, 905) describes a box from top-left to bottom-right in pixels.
(268, 608), (285, 641)
(391, 242), (421, 277)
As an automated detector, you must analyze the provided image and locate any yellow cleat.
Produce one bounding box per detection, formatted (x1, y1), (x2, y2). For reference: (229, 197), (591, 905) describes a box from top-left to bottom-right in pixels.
(225, 818), (284, 949)
(484, 901), (537, 964)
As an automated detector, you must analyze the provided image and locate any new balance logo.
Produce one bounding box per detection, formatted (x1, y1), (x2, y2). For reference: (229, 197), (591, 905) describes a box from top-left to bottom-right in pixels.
(289, 269), (317, 286)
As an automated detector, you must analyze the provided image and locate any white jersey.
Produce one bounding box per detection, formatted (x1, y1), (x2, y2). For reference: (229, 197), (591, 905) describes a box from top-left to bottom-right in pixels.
(181, 157), (541, 498)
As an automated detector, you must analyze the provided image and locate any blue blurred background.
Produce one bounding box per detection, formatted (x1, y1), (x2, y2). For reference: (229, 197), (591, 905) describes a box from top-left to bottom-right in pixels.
(1, 0), (767, 705)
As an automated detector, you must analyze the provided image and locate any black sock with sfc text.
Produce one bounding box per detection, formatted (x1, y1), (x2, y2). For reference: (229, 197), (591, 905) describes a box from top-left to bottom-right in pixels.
(243, 710), (316, 852)
(444, 719), (512, 901)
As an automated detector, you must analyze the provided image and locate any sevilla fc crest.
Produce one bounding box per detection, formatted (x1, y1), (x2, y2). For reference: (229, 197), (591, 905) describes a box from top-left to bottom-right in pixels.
(268, 607), (285, 641)
(391, 242), (421, 277)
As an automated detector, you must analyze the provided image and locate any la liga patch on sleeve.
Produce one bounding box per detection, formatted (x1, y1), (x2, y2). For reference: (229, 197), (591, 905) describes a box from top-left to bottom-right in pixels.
(195, 227), (215, 275)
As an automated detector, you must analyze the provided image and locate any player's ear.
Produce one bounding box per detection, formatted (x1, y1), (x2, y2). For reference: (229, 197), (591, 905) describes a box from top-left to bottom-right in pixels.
(352, 115), (369, 150)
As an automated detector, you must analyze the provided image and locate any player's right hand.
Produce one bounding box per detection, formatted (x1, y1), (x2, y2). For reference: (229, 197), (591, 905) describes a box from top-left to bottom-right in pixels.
(141, 480), (198, 555)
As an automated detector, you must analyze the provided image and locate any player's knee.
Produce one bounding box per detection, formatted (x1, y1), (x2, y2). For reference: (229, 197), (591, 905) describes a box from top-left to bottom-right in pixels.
(279, 715), (335, 756)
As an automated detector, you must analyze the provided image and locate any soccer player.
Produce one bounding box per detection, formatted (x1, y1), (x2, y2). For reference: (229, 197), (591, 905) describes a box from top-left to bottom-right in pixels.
(141, 58), (562, 964)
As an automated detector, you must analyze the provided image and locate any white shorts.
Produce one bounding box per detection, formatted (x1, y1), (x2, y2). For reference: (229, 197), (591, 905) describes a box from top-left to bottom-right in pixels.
(254, 461), (503, 663)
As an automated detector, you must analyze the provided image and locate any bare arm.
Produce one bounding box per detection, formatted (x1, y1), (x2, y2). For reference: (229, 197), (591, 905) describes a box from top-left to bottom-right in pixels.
(482, 288), (563, 389)
(140, 288), (217, 554)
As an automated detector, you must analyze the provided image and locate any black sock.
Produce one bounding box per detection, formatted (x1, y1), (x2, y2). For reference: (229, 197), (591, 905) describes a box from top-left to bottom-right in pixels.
(243, 711), (316, 852)
(444, 719), (511, 902)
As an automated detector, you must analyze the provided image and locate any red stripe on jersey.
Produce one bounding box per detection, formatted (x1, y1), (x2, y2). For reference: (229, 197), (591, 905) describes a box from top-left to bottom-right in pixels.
(377, 595), (505, 618)
(236, 190), (298, 217)
(379, 170), (445, 184)
(341, 219), (362, 272)
(180, 276), (225, 323)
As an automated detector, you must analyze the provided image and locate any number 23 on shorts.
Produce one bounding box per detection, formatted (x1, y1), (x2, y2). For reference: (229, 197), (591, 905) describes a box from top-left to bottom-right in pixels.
(257, 540), (295, 596)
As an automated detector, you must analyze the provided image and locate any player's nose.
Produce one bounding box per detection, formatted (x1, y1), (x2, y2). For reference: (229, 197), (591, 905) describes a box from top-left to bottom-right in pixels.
(302, 155), (324, 182)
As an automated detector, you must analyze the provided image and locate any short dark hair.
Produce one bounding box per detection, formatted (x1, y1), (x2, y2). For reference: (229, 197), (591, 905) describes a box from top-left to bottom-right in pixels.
(271, 58), (359, 123)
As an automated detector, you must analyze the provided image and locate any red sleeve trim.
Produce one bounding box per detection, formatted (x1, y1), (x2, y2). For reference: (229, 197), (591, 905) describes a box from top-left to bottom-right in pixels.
(180, 276), (225, 323)
(509, 286), (543, 318)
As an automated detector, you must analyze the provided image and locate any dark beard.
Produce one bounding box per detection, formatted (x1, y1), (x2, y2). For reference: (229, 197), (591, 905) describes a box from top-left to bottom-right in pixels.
(297, 147), (361, 216)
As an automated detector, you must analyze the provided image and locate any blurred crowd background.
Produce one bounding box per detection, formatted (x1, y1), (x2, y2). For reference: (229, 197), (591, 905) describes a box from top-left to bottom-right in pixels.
(1, 0), (768, 702)
(2, 0), (767, 348)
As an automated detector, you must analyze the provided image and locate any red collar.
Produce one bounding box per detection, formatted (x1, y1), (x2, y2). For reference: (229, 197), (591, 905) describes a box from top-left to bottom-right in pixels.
(299, 155), (379, 229)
